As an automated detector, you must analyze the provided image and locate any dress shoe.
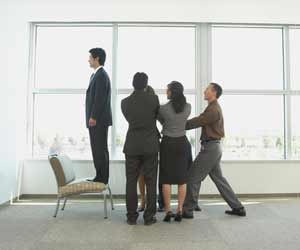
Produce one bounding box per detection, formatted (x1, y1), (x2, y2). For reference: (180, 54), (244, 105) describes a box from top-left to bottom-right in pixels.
(163, 211), (173, 222)
(144, 217), (157, 226)
(194, 205), (202, 211)
(126, 220), (137, 225)
(86, 177), (102, 182)
(174, 212), (182, 222)
(225, 207), (246, 217)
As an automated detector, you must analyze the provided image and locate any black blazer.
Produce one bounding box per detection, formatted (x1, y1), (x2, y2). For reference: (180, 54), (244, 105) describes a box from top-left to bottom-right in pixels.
(85, 67), (112, 128)
(121, 90), (160, 156)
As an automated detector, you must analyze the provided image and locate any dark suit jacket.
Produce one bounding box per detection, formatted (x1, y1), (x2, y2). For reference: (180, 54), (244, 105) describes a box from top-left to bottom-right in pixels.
(121, 90), (160, 156)
(85, 67), (112, 128)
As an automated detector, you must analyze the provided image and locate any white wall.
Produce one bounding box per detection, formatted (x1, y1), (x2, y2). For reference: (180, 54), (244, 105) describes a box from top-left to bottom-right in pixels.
(21, 160), (300, 195)
(1, 0), (300, 203)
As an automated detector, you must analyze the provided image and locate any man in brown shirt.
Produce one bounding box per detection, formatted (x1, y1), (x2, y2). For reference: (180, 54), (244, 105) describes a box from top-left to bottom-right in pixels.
(183, 83), (246, 218)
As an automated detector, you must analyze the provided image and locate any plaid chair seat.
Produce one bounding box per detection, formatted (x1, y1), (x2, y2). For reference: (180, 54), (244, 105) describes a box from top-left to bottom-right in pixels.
(48, 155), (114, 218)
(59, 180), (107, 197)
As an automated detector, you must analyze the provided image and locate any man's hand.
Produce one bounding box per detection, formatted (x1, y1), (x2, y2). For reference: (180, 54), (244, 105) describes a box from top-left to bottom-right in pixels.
(89, 118), (97, 127)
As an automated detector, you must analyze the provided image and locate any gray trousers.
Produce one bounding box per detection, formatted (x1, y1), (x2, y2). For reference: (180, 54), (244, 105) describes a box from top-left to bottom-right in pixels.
(183, 141), (242, 215)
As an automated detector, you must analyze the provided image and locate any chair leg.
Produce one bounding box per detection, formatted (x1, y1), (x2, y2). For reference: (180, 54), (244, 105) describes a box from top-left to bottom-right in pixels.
(103, 193), (108, 219)
(61, 197), (67, 211)
(108, 186), (114, 210)
(53, 198), (61, 218)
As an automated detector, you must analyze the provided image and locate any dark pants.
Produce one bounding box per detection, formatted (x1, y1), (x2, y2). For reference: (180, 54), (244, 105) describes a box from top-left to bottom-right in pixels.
(88, 126), (109, 184)
(125, 153), (158, 222)
(158, 182), (164, 209)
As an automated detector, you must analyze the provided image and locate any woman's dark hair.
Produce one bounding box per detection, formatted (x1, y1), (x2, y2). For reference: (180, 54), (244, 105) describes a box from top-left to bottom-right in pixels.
(167, 81), (186, 113)
(89, 48), (106, 66)
(133, 72), (148, 90)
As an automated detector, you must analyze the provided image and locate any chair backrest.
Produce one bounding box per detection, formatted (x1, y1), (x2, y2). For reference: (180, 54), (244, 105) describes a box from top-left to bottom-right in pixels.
(48, 155), (76, 187)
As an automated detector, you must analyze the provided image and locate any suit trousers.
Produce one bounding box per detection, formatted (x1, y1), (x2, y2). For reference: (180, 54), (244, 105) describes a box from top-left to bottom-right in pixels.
(88, 126), (109, 184)
(125, 153), (158, 222)
(183, 141), (242, 215)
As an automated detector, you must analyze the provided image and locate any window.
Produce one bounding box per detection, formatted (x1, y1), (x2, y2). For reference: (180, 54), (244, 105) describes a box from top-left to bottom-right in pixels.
(32, 25), (113, 158)
(290, 28), (300, 158)
(114, 26), (197, 159)
(291, 97), (300, 159)
(212, 27), (283, 90)
(29, 23), (299, 161)
(31, 24), (196, 160)
(219, 95), (284, 160)
(290, 28), (300, 90)
(117, 26), (196, 89)
(212, 26), (285, 160)
(35, 26), (113, 89)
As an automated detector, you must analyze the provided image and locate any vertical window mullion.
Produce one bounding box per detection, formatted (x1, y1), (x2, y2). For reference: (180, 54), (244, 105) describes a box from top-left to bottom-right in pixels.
(111, 24), (118, 159)
(283, 26), (292, 160)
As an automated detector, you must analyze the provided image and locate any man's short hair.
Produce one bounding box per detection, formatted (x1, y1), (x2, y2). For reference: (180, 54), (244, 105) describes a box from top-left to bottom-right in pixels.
(132, 72), (148, 90)
(89, 48), (106, 66)
(210, 82), (223, 99)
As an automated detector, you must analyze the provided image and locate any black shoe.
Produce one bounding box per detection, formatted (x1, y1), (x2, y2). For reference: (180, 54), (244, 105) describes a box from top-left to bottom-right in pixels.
(126, 220), (137, 225)
(194, 205), (202, 212)
(182, 211), (194, 219)
(144, 217), (157, 226)
(86, 177), (102, 183)
(174, 212), (182, 222)
(163, 211), (173, 223)
(225, 207), (246, 217)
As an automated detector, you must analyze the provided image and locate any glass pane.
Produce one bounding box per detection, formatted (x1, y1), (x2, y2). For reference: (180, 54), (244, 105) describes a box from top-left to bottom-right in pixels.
(35, 26), (113, 89)
(291, 97), (300, 159)
(117, 27), (196, 89)
(290, 28), (300, 90)
(219, 95), (284, 160)
(115, 94), (129, 160)
(212, 27), (284, 90)
(114, 93), (196, 160)
(33, 94), (111, 159)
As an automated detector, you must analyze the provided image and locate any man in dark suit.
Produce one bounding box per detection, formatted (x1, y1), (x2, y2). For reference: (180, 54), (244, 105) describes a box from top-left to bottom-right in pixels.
(121, 72), (160, 226)
(85, 48), (112, 184)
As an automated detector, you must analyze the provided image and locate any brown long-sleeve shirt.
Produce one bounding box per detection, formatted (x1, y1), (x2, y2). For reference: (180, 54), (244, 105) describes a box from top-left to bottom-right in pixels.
(186, 100), (225, 141)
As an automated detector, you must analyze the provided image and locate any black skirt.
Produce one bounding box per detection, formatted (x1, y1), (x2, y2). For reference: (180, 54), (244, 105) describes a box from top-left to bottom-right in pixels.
(159, 135), (192, 185)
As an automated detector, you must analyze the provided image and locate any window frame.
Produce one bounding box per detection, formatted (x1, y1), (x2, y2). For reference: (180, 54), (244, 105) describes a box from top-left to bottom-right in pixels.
(27, 22), (300, 161)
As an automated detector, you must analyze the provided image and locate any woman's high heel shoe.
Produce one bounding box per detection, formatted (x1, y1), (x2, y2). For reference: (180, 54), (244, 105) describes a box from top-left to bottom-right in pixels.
(163, 211), (173, 222)
(174, 212), (182, 222)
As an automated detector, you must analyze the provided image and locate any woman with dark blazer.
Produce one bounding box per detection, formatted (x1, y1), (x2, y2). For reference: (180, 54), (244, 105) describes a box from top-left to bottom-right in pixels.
(158, 81), (192, 222)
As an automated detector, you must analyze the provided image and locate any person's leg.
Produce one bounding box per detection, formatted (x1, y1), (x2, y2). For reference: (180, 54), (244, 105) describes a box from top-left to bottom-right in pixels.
(183, 181), (202, 217)
(88, 126), (109, 184)
(157, 182), (164, 211)
(138, 175), (146, 209)
(183, 142), (221, 217)
(209, 160), (243, 210)
(142, 154), (158, 223)
(125, 155), (141, 223)
(194, 186), (202, 211)
(177, 184), (186, 213)
(163, 184), (171, 213)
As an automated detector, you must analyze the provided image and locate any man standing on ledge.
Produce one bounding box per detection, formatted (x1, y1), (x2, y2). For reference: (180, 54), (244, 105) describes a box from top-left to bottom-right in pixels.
(183, 83), (246, 218)
(86, 48), (112, 184)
